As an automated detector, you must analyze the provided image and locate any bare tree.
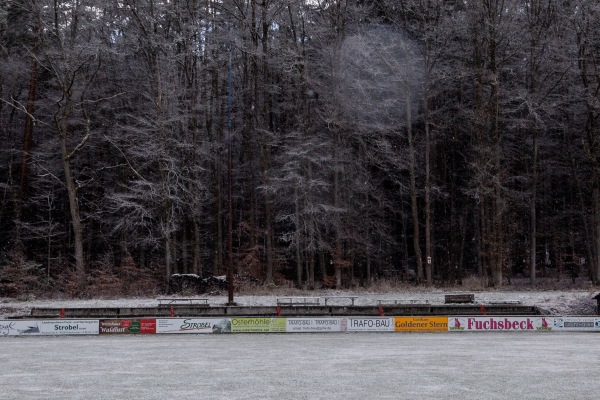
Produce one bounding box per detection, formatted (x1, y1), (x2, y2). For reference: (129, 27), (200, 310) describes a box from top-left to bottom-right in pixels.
(571, 0), (600, 283)
(338, 24), (425, 283)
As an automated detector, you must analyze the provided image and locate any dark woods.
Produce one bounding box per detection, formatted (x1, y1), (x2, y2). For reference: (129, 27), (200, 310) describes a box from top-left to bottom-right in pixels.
(0, 0), (599, 296)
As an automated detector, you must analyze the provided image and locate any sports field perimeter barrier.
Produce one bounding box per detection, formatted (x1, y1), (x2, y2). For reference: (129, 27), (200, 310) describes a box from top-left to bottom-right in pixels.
(2, 316), (599, 336)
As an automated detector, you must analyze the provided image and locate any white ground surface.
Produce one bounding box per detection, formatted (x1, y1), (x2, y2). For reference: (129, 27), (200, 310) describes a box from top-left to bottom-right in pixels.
(1, 289), (598, 318)
(0, 333), (598, 400)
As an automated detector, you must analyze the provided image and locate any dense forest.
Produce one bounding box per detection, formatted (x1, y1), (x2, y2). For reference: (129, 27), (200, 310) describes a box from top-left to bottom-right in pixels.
(1, 0), (599, 296)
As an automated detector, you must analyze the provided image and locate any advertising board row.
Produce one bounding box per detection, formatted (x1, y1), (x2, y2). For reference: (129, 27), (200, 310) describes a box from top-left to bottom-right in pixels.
(2, 316), (600, 336)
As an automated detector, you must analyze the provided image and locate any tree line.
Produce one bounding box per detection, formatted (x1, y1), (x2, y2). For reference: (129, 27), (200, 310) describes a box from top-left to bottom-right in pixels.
(1, 0), (599, 295)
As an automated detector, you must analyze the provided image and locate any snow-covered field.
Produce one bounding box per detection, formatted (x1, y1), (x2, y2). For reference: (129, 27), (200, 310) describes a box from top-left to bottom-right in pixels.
(1, 288), (598, 318)
(1, 289), (598, 399)
(1, 332), (598, 400)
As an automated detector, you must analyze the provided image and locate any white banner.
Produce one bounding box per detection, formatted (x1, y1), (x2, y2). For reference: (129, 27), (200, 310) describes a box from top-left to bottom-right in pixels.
(156, 318), (231, 334)
(286, 318), (345, 332)
(347, 317), (394, 332)
(0, 320), (43, 336)
(41, 320), (99, 335)
(1, 320), (99, 336)
(448, 317), (553, 332)
(553, 317), (600, 331)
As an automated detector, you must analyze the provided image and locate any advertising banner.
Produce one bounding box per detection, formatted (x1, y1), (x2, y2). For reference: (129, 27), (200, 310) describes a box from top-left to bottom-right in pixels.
(1, 320), (100, 336)
(40, 320), (99, 335)
(394, 317), (448, 332)
(99, 319), (156, 334)
(230, 318), (286, 333)
(0, 320), (43, 336)
(286, 318), (345, 333)
(448, 316), (553, 332)
(553, 317), (600, 331)
(156, 318), (231, 334)
(347, 317), (394, 332)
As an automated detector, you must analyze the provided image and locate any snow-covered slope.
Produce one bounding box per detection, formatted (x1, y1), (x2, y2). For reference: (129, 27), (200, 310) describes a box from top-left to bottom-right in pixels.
(1, 289), (597, 319)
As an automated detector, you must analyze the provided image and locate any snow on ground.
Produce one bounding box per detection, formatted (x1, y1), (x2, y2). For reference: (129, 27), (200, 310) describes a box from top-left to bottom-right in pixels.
(1, 287), (598, 319)
(1, 333), (599, 400)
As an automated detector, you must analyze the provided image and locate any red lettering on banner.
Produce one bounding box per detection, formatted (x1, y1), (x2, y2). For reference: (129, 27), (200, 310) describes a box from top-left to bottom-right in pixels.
(527, 319), (533, 329)
(463, 317), (538, 331)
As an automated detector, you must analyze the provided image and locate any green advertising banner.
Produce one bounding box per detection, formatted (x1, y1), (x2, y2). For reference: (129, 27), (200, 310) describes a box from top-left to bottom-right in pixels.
(230, 318), (286, 333)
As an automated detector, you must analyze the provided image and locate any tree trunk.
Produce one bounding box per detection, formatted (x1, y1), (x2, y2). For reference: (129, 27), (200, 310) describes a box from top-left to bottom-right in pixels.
(57, 114), (85, 292)
(165, 232), (173, 279)
(334, 131), (343, 288)
(309, 252), (315, 289)
(530, 129), (539, 284)
(295, 185), (302, 287)
(366, 256), (372, 287)
(595, 190), (600, 284)
(212, 85), (224, 274)
(407, 92), (423, 283)
(193, 221), (202, 276)
(182, 226), (188, 274)
(15, 38), (39, 245)
(263, 187), (274, 285)
(320, 250), (327, 283)
(424, 112), (432, 286)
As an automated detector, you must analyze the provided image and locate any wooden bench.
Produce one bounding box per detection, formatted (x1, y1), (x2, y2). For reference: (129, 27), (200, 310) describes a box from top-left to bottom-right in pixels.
(157, 298), (210, 307)
(322, 296), (359, 306)
(444, 294), (475, 304)
(377, 299), (429, 305)
(276, 297), (320, 306)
